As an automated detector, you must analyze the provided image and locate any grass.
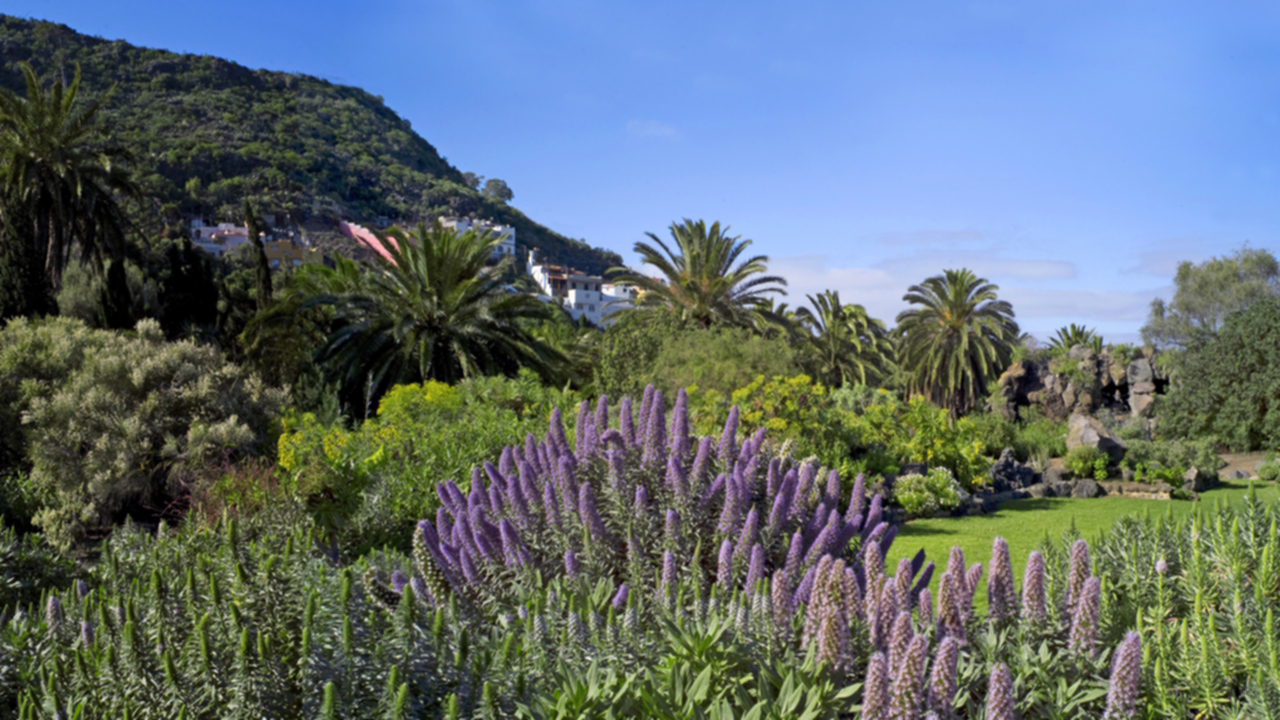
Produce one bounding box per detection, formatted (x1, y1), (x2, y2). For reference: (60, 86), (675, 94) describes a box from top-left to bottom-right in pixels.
(883, 479), (1280, 609)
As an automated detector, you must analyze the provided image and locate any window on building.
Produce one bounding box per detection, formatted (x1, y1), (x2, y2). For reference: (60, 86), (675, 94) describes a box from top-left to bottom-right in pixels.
(271, 259), (279, 268)
(595, 284), (601, 291)
(589, 305), (595, 312)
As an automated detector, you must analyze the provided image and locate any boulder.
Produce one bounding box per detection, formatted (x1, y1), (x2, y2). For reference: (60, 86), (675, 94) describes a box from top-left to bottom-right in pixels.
(1230, 469), (1249, 480)
(1068, 344), (1095, 361)
(1130, 381), (1156, 395)
(1050, 480), (1074, 498)
(1071, 479), (1102, 498)
(1131, 393), (1156, 417)
(1025, 483), (1049, 498)
(988, 448), (1035, 492)
(1066, 413), (1127, 461)
(1108, 359), (1128, 386)
(1121, 467), (1135, 482)
(1127, 358), (1154, 386)
(1182, 467), (1213, 493)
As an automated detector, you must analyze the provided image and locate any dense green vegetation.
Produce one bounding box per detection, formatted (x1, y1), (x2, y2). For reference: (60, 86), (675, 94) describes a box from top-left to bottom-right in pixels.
(0, 15), (622, 275)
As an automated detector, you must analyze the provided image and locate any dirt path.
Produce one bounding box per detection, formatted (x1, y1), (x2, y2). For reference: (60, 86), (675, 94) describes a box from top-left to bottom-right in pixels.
(1220, 451), (1270, 478)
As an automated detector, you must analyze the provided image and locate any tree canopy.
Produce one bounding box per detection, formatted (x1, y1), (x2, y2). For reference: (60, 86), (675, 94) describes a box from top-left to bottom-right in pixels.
(1141, 246), (1280, 348)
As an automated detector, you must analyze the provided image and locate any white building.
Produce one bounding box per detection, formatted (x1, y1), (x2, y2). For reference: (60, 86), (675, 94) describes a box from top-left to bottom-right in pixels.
(190, 220), (253, 259)
(439, 216), (516, 260)
(526, 250), (636, 325)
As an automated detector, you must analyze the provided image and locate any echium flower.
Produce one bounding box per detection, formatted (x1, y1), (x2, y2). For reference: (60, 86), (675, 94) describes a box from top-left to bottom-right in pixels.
(525, 434), (541, 475)
(499, 520), (530, 567)
(689, 437), (713, 491)
(499, 446), (516, 478)
(793, 463), (817, 520)
(436, 507), (454, 547)
(634, 484), (649, 516)
(863, 653), (891, 720)
(1067, 538), (1091, 613)
(574, 399), (592, 458)
(847, 473), (866, 524)
(963, 564), (983, 616)
(549, 407), (570, 456)
(767, 472), (795, 537)
(607, 447), (626, 497)
(414, 521), (455, 601)
(642, 389), (667, 469)
(782, 531), (805, 578)
(661, 551), (677, 598)
(734, 507), (760, 569)
(717, 539), (735, 586)
(1021, 551), (1047, 625)
(744, 544), (766, 595)
(925, 637), (962, 718)
(543, 481), (562, 530)
(594, 395), (609, 435)
(666, 455), (689, 504)
(864, 540), (886, 602)
(917, 588), (933, 626)
(936, 572), (963, 640)
(862, 494), (884, 542)
(889, 634), (929, 719)
(669, 388), (690, 463)
(718, 406), (740, 470)
(390, 571), (409, 593)
(76, 580), (89, 600)
(46, 595), (61, 631)
(488, 484), (506, 517)
(946, 546), (966, 587)
(612, 584), (629, 611)
(824, 470), (841, 507)
(459, 547), (481, 585)
(766, 458), (782, 502)
(638, 385), (655, 433)
(717, 478), (742, 537)
(987, 537), (1016, 624)
(771, 571), (793, 635)
(665, 509), (681, 549)
(875, 583), (898, 654)
(803, 510), (841, 568)
(1104, 631), (1142, 719)
(740, 453), (761, 494)
(893, 557), (915, 611)
(468, 481), (487, 516)
(80, 620), (94, 646)
(1155, 557), (1168, 576)
(1069, 576), (1101, 657)
(986, 663), (1014, 720)
(619, 396), (636, 447)
(888, 611), (914, 669)
(565, 549), (580, 580)
(792, 564), (817, 606)
(579, 483), (608, 542)
(803, 501), (829, 546)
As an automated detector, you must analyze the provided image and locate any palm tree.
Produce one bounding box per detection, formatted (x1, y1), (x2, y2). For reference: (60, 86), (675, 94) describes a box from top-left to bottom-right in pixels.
(610, 219), (786, 329)
(896, 269), (1019, 416)
(1047, 323), (1102, 354)
(795, 290), (894, 388)
(299, 223), (563, 415)
(0, 62), (136, 290)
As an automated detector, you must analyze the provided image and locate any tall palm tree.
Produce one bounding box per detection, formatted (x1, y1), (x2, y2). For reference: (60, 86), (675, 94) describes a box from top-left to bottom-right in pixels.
(610, 219), (786, 329)
(896, 269), (1019, 416)
(1047, 323), (1102, 354)
(795, 290), (894, 388)
(300, 223), (563, 415)
(0, 62), (136, 289)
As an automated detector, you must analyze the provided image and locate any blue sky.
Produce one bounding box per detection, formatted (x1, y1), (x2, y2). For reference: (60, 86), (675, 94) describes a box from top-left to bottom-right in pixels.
(8, 0), (1280, 340)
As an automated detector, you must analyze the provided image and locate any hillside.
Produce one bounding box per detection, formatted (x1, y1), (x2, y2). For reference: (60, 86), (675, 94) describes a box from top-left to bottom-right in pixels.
(0, 16), (622, 274)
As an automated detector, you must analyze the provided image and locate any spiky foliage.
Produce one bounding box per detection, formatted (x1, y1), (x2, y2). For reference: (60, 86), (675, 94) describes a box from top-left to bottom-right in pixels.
(609, 219), (787, 329)
(795, 290), (895, 388)
(1047, 323), (1103, 354)
(0, 62), (137, 290)
(300, 222), (563, 413)
(895, 269), (1018, 416)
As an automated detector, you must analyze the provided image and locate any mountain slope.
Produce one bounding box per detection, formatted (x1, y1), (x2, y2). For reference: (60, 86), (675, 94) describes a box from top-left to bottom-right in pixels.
(0, 16), (621, 274)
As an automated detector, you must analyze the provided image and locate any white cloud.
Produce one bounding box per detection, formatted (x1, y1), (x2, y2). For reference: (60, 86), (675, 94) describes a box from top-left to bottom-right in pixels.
(625, 119), (680, 139)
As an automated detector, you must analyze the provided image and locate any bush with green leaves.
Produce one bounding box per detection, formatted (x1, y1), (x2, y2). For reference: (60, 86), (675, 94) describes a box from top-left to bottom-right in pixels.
(1259, 453), (1280, 482)
(893, 467), (968, 518)
(1120, 437), (1224, 484)
(0, 518), (75, 613)
(1063, 446), (1105, 480)
(847, 395), (991, 490)
(0, 316), (286, 549)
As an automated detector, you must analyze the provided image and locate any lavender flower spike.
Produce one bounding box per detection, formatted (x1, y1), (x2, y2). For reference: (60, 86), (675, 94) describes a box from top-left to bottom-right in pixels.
(612, 584), (629, 611)
(862, 653), (891, 720)
(661, 551), (677, 596)
(669, 388), (690, 462)
(1069, 576), (1102, 657)
(1104, 631), (1142, 719)
(887, 611), (914, 670)
(987, 536), (1016, 623)
(1021, 551), (1047, 625)
(888, 634), (929, 719)
(927, 635), (961, 718)
(549, 407), (570, 455)
(665, 509), (682, 548)
(619, 397), (636, 447)
(565, 549), (580, 580)
(579, 483), (608, 541)
(986, 663), (1014, 720)
(689, 437), (713, 490)
(744, 544), (765, 595)
(716, 539), (735, 586)
(718, 406), (740, 469)
(594, 395), (609, 434)
(1067, 538), (1091, 612)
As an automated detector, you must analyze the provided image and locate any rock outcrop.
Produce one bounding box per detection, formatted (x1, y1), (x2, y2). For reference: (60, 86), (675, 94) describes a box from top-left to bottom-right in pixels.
(1066, 413), (1127, 461)
(993, 345), (1168, 422)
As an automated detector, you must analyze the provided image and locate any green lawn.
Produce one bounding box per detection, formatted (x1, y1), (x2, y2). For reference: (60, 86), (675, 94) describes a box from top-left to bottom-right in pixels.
(883, 479), (1280, 608)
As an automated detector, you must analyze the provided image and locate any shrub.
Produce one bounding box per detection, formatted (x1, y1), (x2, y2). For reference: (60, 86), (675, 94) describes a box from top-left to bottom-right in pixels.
(1121, 437), (1225, 483)
(8, 318), (286, 549)
(893, 467), (967, 518)
(646, 326), (800, 399)
(1063, 446), (1104, 479)
(1258, 453), (1279, 482)
(849, 396), (991, 490)
(0, 518), (75, 612)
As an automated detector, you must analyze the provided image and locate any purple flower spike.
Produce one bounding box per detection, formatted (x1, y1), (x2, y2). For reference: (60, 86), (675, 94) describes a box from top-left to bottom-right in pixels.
(665, 509), (681, 547)
(771, 571), (793, 631)
(642, 390), (667, 469)
(782, 531), (805, 577)
(1021, 551), (1047, 625)
(879, 524), (898, 557)
(802, 510), (840, 568)
(639, 385), (655, 434)
(927, 635), (961, 717)
(669, 388), (690, 462)
(488, 485), (505, 516)
(893, 558), (914, 610)
(734, 507), (760, 568)
(917, 588), (933, 626)
(634, 484), (649, 516)
(500, 446), (516, 478)
(543, 480), (562, 529)
(459, 547), (481, 584)
(863, 653), (890, 720)
(1068, 539), (1092, 613)
(574, 399), (591, 457)
(80, 620), (94, 646)
(718, 406), (739, 470)
(1069, 576), (1101, 657)
(766, 474), (795, 537)
(436, 507), (453, 545)
(46, 595), (62, 629)
(612, 584), (629, 611)
(889, 634), (929, 719)
(524, 434), (541, 475)
(549, 407), (570, 455)
(702, 474), (726, 508)
(792, 564), (817, 606)
(499, 520), (528, 568)
(579, 483), (608, 541)
(847, 473), (866, 524)
(986, 663), (1014, 720)
(594, 395), (610, 434)
(565, 549), (580, 579)
(861, 495), (883, 542)
(76, 580), (89, 599)
(946, 547), (967, 589)
(468, 481), (486, 514)
(988, 536), (1016, 623)
(1104, 631), (1142, 719)
(518, 461), (542, 512)
(620, 397), (636, 447)
(911, 561), (935, 599)
(666, 455), (689, 503)
(887, 610), (914, 669)
(824, 470), (841, 507)
(717, 539), (735, 586)
(661, 550), (677, 595)
(744, 544), (765, 594)
(690, 437), (713, 490)
(766, 458), (781, 502)
(794, 463), (817, 517)
(717, 478), (742, 537)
